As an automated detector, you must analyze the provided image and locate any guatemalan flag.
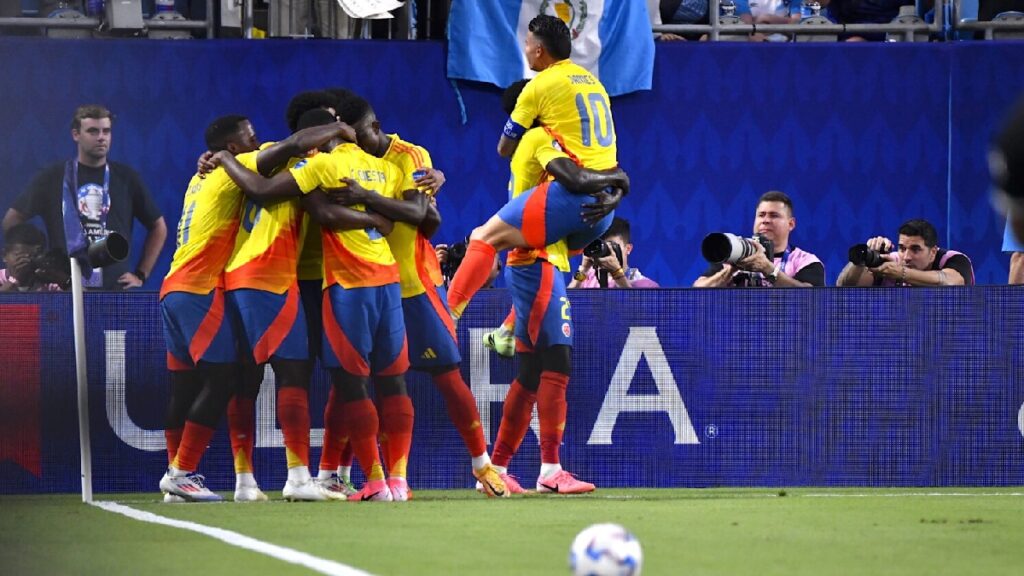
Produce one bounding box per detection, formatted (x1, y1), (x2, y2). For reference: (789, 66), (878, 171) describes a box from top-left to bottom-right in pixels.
(447, 0), (655, 97)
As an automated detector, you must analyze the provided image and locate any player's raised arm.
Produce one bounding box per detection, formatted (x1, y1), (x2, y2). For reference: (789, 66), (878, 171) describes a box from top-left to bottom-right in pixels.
(215, 150), (302, 201)
(544, 158), (630, 196)
(254, 121), (357, 176)
(302, 188), (393, 234)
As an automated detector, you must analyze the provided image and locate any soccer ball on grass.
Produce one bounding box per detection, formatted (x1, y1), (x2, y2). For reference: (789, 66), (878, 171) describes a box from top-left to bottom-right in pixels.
(568, 523), (643, 576)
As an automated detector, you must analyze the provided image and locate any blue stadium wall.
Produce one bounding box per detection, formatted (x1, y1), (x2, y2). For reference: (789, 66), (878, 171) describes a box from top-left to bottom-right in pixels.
(1, 289), (1023, 493)
(1, 39), (1024, 286)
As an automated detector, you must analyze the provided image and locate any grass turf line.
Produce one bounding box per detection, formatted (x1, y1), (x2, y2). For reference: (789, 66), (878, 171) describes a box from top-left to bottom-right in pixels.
(3, 488), (1024, 575)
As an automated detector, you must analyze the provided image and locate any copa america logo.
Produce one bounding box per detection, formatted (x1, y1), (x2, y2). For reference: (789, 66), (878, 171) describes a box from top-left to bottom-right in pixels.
(77, 183), (109, 221)
(538, 0), (589, 39)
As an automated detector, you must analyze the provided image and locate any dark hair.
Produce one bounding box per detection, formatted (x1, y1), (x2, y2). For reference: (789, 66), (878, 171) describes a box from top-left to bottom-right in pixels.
(71, 105), (114, 131)
(334, 92), (372, 126)
(324, 87), (358, 106)
(297, 108), (338, 131)
(528, 15), (571, 60)
(502, 80), (530, 116)
(601, 217), (631, 243)
(898, 219), (939, 247)
(4, 223), (46, 249)
(285, 90), (338, 133)
(204, 115), (249, 152)
(758, 190), (794, 217)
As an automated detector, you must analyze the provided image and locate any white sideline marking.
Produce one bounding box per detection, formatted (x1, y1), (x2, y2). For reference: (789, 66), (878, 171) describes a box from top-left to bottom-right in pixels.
(802, 492), (1024, 498)
(91, 501), (375, 576)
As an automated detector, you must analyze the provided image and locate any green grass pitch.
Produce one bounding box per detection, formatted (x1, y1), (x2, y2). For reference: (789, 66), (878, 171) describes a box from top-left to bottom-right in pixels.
(3, 488), (1023, 575)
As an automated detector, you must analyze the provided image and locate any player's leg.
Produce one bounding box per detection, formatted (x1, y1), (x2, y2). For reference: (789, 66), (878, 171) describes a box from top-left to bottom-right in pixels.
(227, 285), (323, 500)
(163, 364), (199, 467)
(483, 306), (517, 359)
(226, 360), (266, 502)
(160, 361), (236, 502)
(322, 283), (391, 501)
(446, 183), (550, 320)
(487, 350), (541, 496)
(158, 290), (235, 502)
(534, 344), (593, 494)
(370, 283), (414, 501)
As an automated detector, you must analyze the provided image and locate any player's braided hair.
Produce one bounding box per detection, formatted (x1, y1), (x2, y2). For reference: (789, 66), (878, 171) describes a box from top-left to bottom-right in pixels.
(528, 14), (571, 60)
(285, 90), (338, 133)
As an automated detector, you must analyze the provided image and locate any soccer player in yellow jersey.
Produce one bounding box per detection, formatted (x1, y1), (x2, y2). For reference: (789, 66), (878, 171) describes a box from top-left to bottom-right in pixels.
(481, 80), (623, 495)
(498, 15), (617, 171)
(446, 16), (626, 324)
(159, 115), (348, 502)
(316, 93), (509, 498)
(217, 108), (416, 502)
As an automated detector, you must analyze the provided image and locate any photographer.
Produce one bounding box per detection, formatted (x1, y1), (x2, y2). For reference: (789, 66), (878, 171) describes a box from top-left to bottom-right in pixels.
(694, 191), (824, 288)
(437, 241), (501, 288)
(569, 217), (658, 288)
(2, 105), (166, 290)
(0, 223), (68, 292)
(836, 219), (974, 287)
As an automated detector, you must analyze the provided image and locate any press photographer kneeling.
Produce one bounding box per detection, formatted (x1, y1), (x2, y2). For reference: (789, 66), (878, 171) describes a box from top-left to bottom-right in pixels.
(693, 191), (824, 288)
(836, 219), (975, 287)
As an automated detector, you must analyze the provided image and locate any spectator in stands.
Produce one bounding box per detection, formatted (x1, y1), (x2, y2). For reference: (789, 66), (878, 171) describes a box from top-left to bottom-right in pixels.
(0, 223), (67, 292)
(820, 0), (909, 40)
(656, 0), (704, 40)
(2, 105), (166, 290)
(735, 0), (802, 41)
(694, 191), (824, 288)
(569, 217), (659, 288)
(836, 219), (975, 286)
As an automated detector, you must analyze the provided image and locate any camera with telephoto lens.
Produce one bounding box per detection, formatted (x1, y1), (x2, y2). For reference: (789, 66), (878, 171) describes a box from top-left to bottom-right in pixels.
(584, 239), (625, 288)
(27, 248), (73, 287)
(848, 243), (887, 268)
(701, 232), (774, 265)
(85, 231), (130, 268)
(441, 238), (468, 283)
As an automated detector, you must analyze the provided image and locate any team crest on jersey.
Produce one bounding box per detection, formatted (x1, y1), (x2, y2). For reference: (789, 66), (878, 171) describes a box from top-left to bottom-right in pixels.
(293, 159), (308, 169)
(539, 0), (588, 39)
(562, 322), (571, 337)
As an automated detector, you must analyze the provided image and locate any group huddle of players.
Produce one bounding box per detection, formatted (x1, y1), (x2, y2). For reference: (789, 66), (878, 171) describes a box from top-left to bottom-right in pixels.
(157, 14), (628, 503)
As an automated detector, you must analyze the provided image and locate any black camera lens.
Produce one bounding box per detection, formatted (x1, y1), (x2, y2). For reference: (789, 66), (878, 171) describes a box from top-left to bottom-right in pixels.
(584, 239), (611, 259)
(848, 243), (885, 268)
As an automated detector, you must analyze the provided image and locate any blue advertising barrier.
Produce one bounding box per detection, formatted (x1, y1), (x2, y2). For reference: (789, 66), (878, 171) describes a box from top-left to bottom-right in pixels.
(1, 288), (1022, 494)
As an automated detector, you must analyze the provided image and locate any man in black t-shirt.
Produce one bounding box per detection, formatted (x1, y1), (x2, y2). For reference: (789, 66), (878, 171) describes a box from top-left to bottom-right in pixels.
(837, 219), (975, 287)
(2, 105), (166, 290)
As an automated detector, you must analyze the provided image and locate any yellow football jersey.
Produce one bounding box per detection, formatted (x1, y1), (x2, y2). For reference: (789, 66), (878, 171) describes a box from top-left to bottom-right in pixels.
(507, 127), (572, 272)
(161, 151), (258, 298)
(382, 134), (445, 298)
(289, 143), (412, 289)
(507, 59), (617, 171)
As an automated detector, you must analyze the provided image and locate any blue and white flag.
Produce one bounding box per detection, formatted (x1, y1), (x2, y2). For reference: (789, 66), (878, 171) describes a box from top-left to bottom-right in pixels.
(447, 0), (654, 97)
